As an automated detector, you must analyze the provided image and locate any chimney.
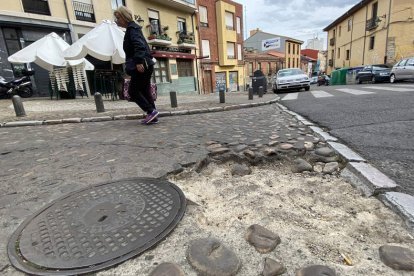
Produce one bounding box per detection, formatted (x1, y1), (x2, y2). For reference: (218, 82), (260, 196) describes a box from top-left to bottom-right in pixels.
(250, 28), (261, 37)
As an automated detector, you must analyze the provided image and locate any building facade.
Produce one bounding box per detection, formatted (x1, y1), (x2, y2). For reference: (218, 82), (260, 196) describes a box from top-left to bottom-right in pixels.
(0, 0), (199, 96)
(324, 0), (414, 74)
(197, 0), (244, 94)
(244, 29), (303, 69)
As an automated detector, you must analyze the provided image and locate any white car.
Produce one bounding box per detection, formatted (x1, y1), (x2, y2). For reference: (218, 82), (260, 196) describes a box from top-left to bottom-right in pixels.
(273, 68), (310, 93)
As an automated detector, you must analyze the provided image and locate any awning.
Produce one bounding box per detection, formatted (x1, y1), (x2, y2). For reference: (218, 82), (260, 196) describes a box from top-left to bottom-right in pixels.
(152, 51), (195, 60)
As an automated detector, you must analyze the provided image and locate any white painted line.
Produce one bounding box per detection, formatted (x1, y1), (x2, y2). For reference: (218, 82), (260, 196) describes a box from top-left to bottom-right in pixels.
(336, 88), (375, 95)
(281, 93), (299, 101)
(362, 86), (413, 92)
(311, 90), (333, 98)
(393, 84), (414, 88)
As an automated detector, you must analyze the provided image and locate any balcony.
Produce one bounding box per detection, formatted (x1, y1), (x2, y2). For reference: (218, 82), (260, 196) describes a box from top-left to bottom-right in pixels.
(328, 59), (333, 67)
(22, 0), (51, 15)
(147, 25), (172, 46)
(177, 31), (196, 49)
(149, 0), (196, 12)
(329, 38), (335, 46)
(366, 17), (379, 31)
(73, 1), (96, 23)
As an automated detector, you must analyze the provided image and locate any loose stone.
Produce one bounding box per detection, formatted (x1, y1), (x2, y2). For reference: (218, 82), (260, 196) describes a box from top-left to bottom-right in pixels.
(279, 143), (294, 150)
(262, 257), (287, 276)
(234, 144), (248, 152)
(245, 224), (281, 253)
(207, 144), (223, 151)
(231, 163), (252, 176)
(379, 244), (414, 271)
(296, 265), (336, 276)
(313, 163), (324, 173)
(315, 147), (335, 157)
(263, 148), (277, 156)
(209, 147), (230, 155)
(304, 141), (314, 150)
(268, 141), (279, 147)
(323, 162), (339, 174)
(187, 238), (241, 276)
(292, 158), (313, 173)
(244, 149), (256, 159)
(149, 263), (185, 276)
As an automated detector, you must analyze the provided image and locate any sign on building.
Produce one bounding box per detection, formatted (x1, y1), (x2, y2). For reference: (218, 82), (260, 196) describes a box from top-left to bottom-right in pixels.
(262, 37), (281, 51)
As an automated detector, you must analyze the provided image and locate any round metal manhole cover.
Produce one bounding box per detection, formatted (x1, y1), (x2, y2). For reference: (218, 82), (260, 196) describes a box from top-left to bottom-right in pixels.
(8, 177), (186, 275)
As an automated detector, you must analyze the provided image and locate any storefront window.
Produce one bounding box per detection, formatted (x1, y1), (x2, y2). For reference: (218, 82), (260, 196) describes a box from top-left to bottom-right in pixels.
(152, 59), (169, 83)
(177, 59), (193, 77)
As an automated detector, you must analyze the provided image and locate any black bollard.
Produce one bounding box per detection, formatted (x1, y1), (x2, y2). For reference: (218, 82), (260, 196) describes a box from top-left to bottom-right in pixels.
(170, 91), (178, 108)
(94, 92), (105, 113)
(12, 95), (26, 117)
(219, 88), (225, 103)
(258, 86), (264, 98)
(248, 87), (253, 100)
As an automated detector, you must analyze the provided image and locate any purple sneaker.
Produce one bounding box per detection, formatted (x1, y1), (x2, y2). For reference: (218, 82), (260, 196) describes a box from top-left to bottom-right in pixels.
(145, 110), (159, 124)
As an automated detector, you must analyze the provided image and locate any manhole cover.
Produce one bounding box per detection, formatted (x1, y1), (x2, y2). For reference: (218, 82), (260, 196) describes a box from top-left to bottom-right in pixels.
(8, 177), (186, 275)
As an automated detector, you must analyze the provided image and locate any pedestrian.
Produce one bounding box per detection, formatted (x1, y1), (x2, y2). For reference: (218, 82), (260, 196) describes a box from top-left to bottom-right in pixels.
(114, 6), (158, 124)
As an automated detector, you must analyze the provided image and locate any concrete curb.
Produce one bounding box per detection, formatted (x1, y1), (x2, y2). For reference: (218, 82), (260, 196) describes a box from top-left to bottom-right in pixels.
(0, 97), (279, 128)
(278, 102), (414, 232)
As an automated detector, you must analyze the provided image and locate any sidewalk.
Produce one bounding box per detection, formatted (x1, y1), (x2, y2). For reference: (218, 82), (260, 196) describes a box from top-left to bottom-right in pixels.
(0, 91), (276, 124)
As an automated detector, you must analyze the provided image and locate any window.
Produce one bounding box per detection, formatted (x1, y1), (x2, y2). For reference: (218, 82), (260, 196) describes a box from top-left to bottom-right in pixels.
(407, 58), (414, 66)
(297, 44), (300, 55)
(348, 19), (352, 31)
(148, 9), (160, 35)
(288, 58), (290, 67)
(199, 6), (208, 27)
(267, 62), (271, 74)
(73, 0), (95, 23)
(248, 62), (253, 75)
(111, 0), (125, 10)
(346, 49), (350, 60)
(339, 25), (342, 37)
(177, 18), (186, 33)
(237, 44), (242, 60)
(337, 48), (341, 58)
(227, 42), (235, 59)
(22, 0), (51, 15)
(236, 17), (241, 34)
(225, 11), (234, 30)
(177, 59), (193, 77)
(258, 62), (261, 70)
(372, 2), (378, 18)
(202, 40), (210, 59)
(152, 58), (169, 83)
(369, 36), (375, 50)
(288, 43), (291, 54)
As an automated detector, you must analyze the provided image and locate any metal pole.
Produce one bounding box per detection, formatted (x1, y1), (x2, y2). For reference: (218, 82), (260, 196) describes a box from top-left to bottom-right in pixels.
(170, 91), (178, 108)
(248, 87), (253, 100)
(12, 95), (26, 117)
(219, 88), (225, 103)
(258, 86), (264, 98)
(94, 92), (105, 113)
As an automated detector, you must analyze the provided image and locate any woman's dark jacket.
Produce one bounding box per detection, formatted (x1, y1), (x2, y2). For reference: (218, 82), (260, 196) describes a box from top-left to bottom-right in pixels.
(124, 21), (154, 69)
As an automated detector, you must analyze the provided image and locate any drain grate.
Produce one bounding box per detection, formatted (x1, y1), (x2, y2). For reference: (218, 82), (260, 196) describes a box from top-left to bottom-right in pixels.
(8, 178), (186, 275)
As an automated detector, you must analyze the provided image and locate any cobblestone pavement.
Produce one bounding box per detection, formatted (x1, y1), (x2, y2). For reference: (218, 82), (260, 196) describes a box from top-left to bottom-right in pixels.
(1, 94), (413, 275)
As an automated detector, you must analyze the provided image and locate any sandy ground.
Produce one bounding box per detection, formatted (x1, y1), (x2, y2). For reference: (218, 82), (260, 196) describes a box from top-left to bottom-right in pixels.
(98, 161), (414, 276)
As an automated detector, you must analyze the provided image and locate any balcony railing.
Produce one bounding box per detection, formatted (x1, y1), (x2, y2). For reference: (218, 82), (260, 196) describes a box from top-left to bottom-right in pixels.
(177, 31), (195, 44)
(366, 17), (379, 31)
(22, 0), (51, 15)
(73, 1), (95, 22)
(328, 59), (333, 67)
(329, 38), (335, 46)
(149, 0), (196, 12)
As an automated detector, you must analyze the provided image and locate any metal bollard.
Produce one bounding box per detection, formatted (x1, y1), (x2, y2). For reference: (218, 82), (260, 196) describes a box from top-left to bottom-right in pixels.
(258, 86), (264, 98)
(219, 88), (225, 103)
(12, 95), (26, 117)
(248, 87), (254, 100)
(170, 91), (178, 108)
(94, 92), (105, 113)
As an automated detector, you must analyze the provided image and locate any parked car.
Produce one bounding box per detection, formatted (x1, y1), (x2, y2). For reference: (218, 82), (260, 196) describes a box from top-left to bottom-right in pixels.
(390, 57), (414, 83)
(356, 64), (391, 83)
(317, 74), (330, 86)
(272, 68), (310, 93)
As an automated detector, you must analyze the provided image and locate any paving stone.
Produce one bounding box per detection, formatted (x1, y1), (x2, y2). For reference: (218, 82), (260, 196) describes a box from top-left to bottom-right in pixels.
(207, 143), (223, 151)
(323, 162), (339, 174)
(234, 144), (248, 152)
(245, 224), (281, 253)
(263, 147), (277, 156)
(209, 147), (230, 155)
(304, 141), (314, 150)
(244, 149), (256, 159)
(268, 140), (279, 147)
(149, 262), (185, 276)
(292, 158), (313, 173)
(379, 245), (414, 271)
(279, 143), (294, 150)
(262, 257), (287, 276)
(315, 147), (335, 157)
(296, 265), (336, 276)
(231, 163), (251, 176)
(187, 238), (241, 276)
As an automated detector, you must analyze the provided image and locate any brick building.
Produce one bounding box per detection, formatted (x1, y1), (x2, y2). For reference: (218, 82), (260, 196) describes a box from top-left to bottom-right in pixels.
(197, 0), (245, 93)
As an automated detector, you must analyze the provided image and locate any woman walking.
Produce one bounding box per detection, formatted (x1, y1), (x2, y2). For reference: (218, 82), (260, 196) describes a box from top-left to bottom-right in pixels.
(114, 6), (158, 124)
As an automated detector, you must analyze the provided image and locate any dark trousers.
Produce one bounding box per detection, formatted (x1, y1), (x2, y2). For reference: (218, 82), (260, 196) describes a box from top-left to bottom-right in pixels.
(128, 65), (155, 114)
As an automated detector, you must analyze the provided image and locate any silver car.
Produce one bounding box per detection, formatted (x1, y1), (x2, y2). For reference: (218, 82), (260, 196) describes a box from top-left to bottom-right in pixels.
(390, 57), (414, 83)
(273, 68), (310, 93)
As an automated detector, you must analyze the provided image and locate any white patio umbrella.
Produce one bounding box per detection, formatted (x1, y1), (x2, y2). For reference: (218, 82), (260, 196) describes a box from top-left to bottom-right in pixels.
(63, 20), (125, 64)
(8, 32), (94, 71)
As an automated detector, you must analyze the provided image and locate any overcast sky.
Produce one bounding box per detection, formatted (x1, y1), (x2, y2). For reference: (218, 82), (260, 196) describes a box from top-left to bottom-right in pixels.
(233, 0), (361, 48)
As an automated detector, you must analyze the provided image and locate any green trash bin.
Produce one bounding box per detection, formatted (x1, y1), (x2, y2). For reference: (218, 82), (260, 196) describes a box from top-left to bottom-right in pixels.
(330, 68), (348, 85)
